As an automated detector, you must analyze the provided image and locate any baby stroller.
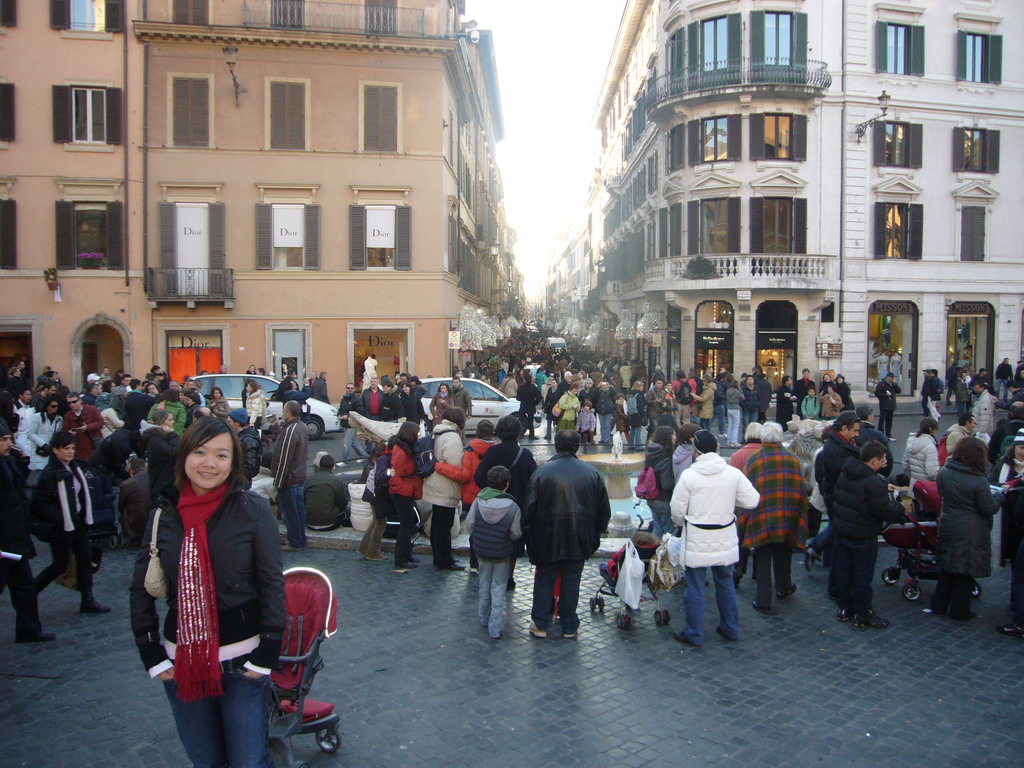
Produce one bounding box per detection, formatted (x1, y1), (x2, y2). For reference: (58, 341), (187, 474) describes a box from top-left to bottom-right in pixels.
(269, 567), (341, 768)
(589, 533), (669, 629)
(84, 465), (121, 549)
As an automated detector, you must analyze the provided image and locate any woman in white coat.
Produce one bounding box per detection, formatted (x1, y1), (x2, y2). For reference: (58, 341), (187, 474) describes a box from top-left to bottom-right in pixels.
(26, 396), (64, 484)
(670, 430), (760, 646)
(421, 407), (468, 570)
(903, 417), (940, 491)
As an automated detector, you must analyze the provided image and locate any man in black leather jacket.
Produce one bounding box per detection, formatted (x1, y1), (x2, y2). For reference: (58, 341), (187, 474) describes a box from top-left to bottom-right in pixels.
(522, 430), (611, 639)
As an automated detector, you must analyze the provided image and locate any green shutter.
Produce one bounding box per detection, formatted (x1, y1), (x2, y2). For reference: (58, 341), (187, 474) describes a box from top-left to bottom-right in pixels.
(208, 203), (226, 296)
(255, 204), (273, 269)
(873, 202), (887, 258)
(873, 122), (886, 166)
(908, 204), (923, 260)
(687, 201), (699, 255)
(659, 208), (668, 259)
(727, 14), (741, 64)
(793, 198), (807, 254)
(52, 85), (71, 143)
(303, 204), (320, 270)
(792, 115), (807, 161)
(956, 31), (967, 81)
(908, 124), (923, 169)
(727, 114), (742, 161)
(55, 201), (75, 269)
(748, 114), (764, 160)
(727, 197), (741, 253)
(793, 13), (807, 66)
(952, 128), (965, 172)
(104, 0), (123, 32)
(349, 205), (366, 270)
(749, 197), (764, 253)
(106, 201), (123, 269)
(687, 22), (699, 71)
(670, 203), (682, 257)
(395, 206), (411, 270)
(158, 202), (176, 270)
(909, 26), (925, 76)
(875, 22), (888, 72)
(687, 119), (699, 166)
(750, 12), (765, 62)
(105, 87), (122, 145)
(984, 130), (999, 173)
(988, 35), (1002, 84)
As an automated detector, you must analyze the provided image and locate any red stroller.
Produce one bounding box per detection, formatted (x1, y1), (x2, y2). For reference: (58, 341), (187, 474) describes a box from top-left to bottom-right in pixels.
(269, 567), (341, 768)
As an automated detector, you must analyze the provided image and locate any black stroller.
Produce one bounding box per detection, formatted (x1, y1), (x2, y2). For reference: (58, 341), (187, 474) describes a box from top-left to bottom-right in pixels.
(589, 535), (671, 629)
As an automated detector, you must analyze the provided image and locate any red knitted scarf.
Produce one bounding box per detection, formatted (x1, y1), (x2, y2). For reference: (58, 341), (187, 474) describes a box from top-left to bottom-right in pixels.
(174, 480), (230, 702)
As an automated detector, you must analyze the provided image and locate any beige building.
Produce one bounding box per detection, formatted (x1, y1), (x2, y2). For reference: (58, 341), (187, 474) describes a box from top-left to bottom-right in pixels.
(1, 0), (519, 393)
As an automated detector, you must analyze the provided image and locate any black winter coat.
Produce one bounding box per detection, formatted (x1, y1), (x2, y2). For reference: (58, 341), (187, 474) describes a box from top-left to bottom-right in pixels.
(522, 453), (611, 565)
(89, 429), (137, 480)
(474, 440), (537, 508)
(238, 426), (262, 483)
(829, 457), (903, 539)
(129, 488), (285, 672)
(855, 421), (893, 478)
(936, 459), (1000, 577)
(644, 442), (675, 502)
(516, 382), (541, 414)
(816, 431), (861, 510)
(141, 428), (180, 504)
(0, 455), (35, 557)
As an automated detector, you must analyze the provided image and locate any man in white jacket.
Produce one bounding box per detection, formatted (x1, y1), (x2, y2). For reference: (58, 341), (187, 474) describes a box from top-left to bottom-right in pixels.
(670, 430), (760, 646)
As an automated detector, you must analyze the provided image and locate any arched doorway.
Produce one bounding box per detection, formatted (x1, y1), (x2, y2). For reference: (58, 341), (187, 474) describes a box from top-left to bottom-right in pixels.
(71, 314), (132, 388)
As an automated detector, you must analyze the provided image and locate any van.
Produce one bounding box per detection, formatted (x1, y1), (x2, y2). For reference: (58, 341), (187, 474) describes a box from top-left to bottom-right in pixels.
(547, 337), (567, 350)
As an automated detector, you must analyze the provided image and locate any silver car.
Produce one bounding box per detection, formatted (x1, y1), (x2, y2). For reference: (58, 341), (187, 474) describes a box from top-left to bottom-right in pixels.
(419, 377), (522, 434)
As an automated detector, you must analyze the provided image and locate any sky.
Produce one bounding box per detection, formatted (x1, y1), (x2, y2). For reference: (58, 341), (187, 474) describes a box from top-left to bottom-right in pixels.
(464, 1), (626, 302)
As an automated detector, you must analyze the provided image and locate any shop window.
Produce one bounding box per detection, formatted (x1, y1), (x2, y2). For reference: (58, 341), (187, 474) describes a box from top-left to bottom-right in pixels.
(54, 201), (124, 270)
(255, 203), (320, 270)
(874, 202), (923, 260)
(695, 300), (734, 375)
(167, 331), (223, 382)
(349, 205), (411, 270)
(52, 85), (122, 145)
(957, 31), (1002, 85)
(876, 22), (924, 76)
(874, 122), (922, 168)
(868, 301), (916, 392)
(947, 302), (993, 376)
(953, 128), (999, 173)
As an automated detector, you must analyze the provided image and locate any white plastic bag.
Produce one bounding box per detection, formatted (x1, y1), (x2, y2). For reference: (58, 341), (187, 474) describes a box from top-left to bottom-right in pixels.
(667, 530), (686, 569)
(617, 541), (645, 610)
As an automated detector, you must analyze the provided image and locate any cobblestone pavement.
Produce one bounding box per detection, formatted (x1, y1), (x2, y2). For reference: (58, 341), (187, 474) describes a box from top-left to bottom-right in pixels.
(4, 407), (1021, 767)
(3, 541), (1022, 767)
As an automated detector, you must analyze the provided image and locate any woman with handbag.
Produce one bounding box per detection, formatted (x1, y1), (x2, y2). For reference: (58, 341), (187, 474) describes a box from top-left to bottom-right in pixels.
(30, 431), (110, 613)
(129, 416), (284, 768)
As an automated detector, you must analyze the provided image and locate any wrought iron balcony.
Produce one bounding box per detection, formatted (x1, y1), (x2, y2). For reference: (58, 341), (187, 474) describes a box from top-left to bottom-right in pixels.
(243, 0), (428, 37)
(146, 268), (234, 305)
(646, 58), (831, 120)
(643, 254), (838, 291)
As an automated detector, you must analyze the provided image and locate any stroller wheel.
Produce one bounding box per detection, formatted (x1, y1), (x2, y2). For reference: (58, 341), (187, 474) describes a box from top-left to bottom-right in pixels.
(881, 567), (900, 585)
(654, 610), (665, 626)
(596, 597), (605, 612)
(316, 728), (341, 753)
(615, 613), (631, 630)
(902, 581), (921, 601)
(589, 597), (598, 613)
(660, 609), (670, 625)
(971, 581), (982, 599)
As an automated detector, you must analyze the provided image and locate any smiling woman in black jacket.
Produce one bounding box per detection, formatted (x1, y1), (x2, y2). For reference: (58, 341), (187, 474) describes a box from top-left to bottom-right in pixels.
(129, 416), (284, 768)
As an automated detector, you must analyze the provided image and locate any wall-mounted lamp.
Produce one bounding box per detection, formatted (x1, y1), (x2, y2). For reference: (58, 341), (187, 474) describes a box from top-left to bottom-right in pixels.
(223, 46), (241, 107)
(854, 91), (891, 142)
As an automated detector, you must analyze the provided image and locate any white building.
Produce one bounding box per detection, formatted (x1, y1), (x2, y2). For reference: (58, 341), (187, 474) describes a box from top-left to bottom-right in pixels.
(588, 0), (1023, 397)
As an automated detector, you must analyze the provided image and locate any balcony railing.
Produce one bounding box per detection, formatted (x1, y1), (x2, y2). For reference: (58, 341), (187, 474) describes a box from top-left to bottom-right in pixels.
(643, 254), (837, 288)
(646, 58), (831, 115)
(243, 0), (428, 37)
(146, 268), (234, 301)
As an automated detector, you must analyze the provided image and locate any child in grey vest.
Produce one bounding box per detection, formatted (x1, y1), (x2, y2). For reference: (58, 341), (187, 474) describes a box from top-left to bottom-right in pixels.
(465, 465), (522, 639)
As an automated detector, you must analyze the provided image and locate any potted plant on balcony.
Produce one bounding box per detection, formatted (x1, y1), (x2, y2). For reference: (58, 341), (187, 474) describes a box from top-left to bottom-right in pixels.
(77, 252), (106, 269)
(43, 267), (60, 291)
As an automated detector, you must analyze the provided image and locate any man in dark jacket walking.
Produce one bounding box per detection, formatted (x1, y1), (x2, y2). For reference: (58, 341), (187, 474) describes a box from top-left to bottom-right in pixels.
(873, 372), (900, 439)
(338, 382), (368, 461)
(273, 401), (309, 550)
(450, 375), (473, 418)
(591, 380), (617, 443)
(829, 440), (904, 627)
(522, 430), (611, 639)
(228, 409), (262, 489)
(806, 412), (862, 582)
(854, 404), (893, 478)
(0, 425), (55, 642)
(124, 380), (156, 431)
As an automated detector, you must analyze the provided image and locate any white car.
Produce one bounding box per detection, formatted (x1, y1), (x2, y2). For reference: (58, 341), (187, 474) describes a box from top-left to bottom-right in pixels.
(419, 377), (522, 434)
(190, 374), (341, 439)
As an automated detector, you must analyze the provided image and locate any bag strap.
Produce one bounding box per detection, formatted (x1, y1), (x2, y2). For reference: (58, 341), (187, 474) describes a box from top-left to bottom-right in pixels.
(149, 507), (162, 553)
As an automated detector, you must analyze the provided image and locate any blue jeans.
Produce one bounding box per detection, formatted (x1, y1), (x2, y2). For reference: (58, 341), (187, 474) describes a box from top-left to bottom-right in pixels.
(714, 404), (726, 434)
(277, 483), (306, 548)
(531, 559), (585, 634)
(477, 557), (510, 638)
(699, 417), (711, 431)
(727, 409), (741, 445)
(164, 670), (273, 768)
(647, 500), (673, 540)
(341, 427), (368, 461)
(598, 412), (613, 443)
(831, 533), (879, 616)
(682, 564), (739, 645)
(996, 378), (1009, 401)
(628, 426), (642, 448)
(742, 408), (758, 434)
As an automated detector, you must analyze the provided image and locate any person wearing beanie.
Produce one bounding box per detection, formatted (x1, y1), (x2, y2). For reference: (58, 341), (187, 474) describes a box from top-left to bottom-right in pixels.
(670, 430), (760, 646)
(226, 409), (261, 490)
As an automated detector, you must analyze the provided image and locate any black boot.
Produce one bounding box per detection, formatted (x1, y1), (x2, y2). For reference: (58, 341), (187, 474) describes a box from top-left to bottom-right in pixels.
(80, 592), (111, 614)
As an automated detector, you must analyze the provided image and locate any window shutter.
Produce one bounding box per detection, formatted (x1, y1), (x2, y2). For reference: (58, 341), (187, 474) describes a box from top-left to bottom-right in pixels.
(174, 0), (190, 23)
(748, 114), (764, 161)
(349, 205), (366, 270)
(105, 87), (122, 145)
(875, 22), (888, 72)
(158, 202), (176, 270)
(174, 78), (209, 147)
(52, 85), (71, 143)
(658, 208), (668, 259)
(956, 31), (967, 81)
(750, 12), (765, 62)
(0, 83), (13, 141)
(873, 202), (887, 258)
(793, 198), (807, 254)
(381, 86), (398, 152)
(687, 200), (699, 255)
(207, 203), (226, 296)
(908, 204), (923, 260)
(670, 124), (684, 170)
(669, 29), (684, 73)
(988, 35), (1002, 85)
(254, 204), (273, 269)
(303, 204), (321, 270)
(792, 115), (807, 161)
(270, 82), (285, 148)
(951, 128), (966, 172)
(104, 0), (123, 32)
(872, 122), (886, 166)
(909, 26), (925, 76)
(670, 203), (682, 257)
(726, 14), (741, 65)
(1, 0), (16, 27)
(961, 206), (985, 262)
(793, 13), (808, 66)
(364, 86), (380, 150)
(0, 199), (15, 269)
(55, 201), (75, 269)
(984, 130), (999, 173)
(749, 197), (764, 253)
(395, 206), (411, 271)
(908, 123), (923, 169)
(172, 79), (190, 146)
(726, 197), (741, 253)
(287, 83), (304, 150)
(50, 0), (69, 30)
(726, 114), (742, 161)
(687, 119), (699, 166)
(105, 201), (123, 269)
(687, 22), (699, 71)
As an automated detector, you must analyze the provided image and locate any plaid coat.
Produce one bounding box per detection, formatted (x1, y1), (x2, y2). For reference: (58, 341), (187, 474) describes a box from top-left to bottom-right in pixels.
(740, 444), (807, 548)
